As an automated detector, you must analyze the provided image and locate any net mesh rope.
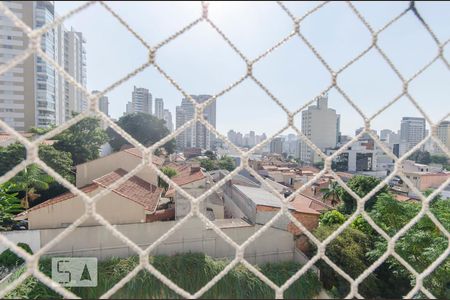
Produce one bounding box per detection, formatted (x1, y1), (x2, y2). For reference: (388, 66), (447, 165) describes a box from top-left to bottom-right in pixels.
(0, 1), (449, 299)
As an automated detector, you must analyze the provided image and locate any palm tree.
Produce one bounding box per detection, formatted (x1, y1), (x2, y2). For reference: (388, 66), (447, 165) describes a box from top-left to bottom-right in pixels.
(320, 181), (342, 207)
(158, 167), (177, 191)
(10, 164), (54, 209)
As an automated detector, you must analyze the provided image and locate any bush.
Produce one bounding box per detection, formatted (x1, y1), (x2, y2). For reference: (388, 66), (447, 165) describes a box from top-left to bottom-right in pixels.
(0, 243), (33, 268)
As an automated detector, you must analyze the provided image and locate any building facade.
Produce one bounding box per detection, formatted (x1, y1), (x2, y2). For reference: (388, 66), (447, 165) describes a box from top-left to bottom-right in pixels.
(126, 86), (152, 115)
(175, 95), (216, 151)
(399, 117), (426, 156)
(270, 137), (283, 155)
(154, 97), (164, 119)
(0, 1), (86, 130)
(300, 94), (340, 163)
(436, 121), (450, 152)
(163, 108), (173, 132)
(92, 90), (109, 116)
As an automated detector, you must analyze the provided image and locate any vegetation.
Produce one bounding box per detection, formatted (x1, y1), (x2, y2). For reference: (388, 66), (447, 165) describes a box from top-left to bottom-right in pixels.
(54, 116), (109, 165)
(198, 155), (235, 172)
(409, 150), (431, 165)
(9, 164), (54, 209)
(0, 243), (32, 269)
(158, 166), (177, 191)
(320, 181), (342, 206)
(313, 189), (449, 298)
(0, 183), (22, 231)
(108, 112), (175, 154)
(6, 253), (322, 299)
(336, 175), (389, 213)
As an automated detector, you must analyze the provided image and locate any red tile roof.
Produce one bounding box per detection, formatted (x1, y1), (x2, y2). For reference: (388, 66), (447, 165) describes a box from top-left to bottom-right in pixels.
(15, 183), (99, 219)
(290, 193), (332, 214)
(123, 147), (165, 166)
(93, 169), (163, 212)
(16, 169), (163, 219)
(164, 162), (206, 186)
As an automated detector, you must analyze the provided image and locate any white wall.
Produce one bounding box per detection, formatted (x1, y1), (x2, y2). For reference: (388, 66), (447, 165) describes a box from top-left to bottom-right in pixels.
(37, 219), (296, 264)
(0, 230), (40, 254)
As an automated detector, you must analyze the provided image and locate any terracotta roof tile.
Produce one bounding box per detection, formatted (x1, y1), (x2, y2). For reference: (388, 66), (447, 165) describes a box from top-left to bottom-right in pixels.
(16, 169), (163, 219)
(123, 148), (165, 166)
(290, 193), (332, 214)
(15, 183), (99, 218)
(164, 163), (206, 186)
(94, 169), (163, 212)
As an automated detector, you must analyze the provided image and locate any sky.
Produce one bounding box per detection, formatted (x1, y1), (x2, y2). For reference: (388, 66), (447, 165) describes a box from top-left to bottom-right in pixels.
(52, 1), (450, 138)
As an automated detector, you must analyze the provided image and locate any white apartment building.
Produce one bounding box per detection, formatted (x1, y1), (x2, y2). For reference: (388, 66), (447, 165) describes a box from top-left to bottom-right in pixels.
(0, 1), (86, 130)
(163, 108), (173, 132)
(300, 94), (340, 163)
(154, 98), (163, 119)
(399, 117), (426, 156)
(126, 86), (152, 115)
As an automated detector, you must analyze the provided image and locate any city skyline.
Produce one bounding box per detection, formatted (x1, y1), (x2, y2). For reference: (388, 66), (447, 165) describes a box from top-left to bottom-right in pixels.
(52, 1), (450, 137)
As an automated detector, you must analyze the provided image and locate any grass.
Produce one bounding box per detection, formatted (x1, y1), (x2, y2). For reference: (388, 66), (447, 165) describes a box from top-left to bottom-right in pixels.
(5, 253), (322, 299)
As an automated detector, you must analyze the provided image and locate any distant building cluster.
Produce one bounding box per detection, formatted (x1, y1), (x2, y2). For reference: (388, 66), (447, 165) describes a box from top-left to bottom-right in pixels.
(124, 86), (173, 133)
(227, 130), (267, 148)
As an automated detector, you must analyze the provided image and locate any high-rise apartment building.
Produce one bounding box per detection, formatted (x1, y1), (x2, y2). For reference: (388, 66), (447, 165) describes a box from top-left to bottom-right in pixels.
(436, 121), (450, 153)
(0, 1), (86, 130)
(154, 98), (164, 119)
(126, 86), (152, 115)
(92, 90), (109, 116)
(175, 95), (216, 151)
(300, 94), (340, 163)
(270, 137), (283, 155)
(163, 108), (173, 132)
(399, 117), (426, 155)
(60, 27), (87, 119)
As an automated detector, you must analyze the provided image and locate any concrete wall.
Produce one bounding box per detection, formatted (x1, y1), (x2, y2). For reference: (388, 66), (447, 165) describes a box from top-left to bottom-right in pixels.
(0, 230), (40, 254)
(76, 151), (158, 188)
(225, 185), (257, 223)
(28, 188), (146, 230)
(37, 219), (296, 265)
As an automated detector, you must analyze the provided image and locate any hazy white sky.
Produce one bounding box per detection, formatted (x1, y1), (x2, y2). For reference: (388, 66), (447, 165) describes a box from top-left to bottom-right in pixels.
(53, 1), (449, 137)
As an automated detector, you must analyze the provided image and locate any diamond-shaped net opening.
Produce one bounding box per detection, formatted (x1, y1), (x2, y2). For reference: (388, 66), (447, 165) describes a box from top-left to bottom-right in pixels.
(0, 1), (449, 299)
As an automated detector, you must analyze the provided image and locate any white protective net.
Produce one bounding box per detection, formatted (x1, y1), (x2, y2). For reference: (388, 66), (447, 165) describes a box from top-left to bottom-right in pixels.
(0, 1), (449, 299)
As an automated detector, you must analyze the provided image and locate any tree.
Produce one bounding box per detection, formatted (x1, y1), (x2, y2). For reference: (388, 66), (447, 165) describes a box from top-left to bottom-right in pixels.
(0, 143), (26, 176)
(54, 116), (109, 165)
(0, 183), (22, 230)
(368, 194), (449, 298)
(158, 167), (177, 191)
(108, 113), (175, 154)
(203, 150), (217, 160)
(199, 158), (216, 171)
(320, 181), (342, 206)
(337, 175), (389, 214)
(38, 145), (74, 183)
(9, 164), (54, 209)
(313, 225), (382, 298)
(410, 150), (431, 164)
(218, 155), (235, 172)
(0, 143), (74, 183)
(431, 154), (448, 165)
(319, 210), (345, 226)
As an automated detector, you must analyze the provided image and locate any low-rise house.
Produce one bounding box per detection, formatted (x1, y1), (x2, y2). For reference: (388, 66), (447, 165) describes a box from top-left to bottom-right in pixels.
(15, 169), (164, 229)
(224, 184), (324, 235)
(164, 162), (224, 220)
(76, 147), (164, 188)
(396, 171), (450, 198)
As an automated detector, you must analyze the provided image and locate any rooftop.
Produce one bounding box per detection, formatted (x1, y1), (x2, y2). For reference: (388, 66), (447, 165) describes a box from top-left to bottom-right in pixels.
(16, 169), (163, 219)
